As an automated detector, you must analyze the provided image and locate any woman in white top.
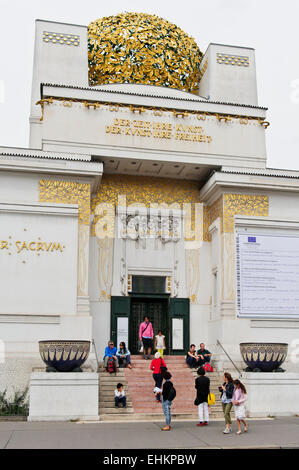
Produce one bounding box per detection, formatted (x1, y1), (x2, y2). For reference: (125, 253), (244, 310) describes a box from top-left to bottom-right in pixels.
(155, 330), (166, 358)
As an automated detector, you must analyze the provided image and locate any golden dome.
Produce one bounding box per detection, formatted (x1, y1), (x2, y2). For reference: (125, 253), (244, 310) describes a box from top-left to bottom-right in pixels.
(88, 12), (202, 93)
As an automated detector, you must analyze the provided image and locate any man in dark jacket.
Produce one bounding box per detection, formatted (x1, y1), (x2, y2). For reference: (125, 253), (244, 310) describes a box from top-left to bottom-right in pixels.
(161, 371), (175, 431)
(195, 367), (210, 426)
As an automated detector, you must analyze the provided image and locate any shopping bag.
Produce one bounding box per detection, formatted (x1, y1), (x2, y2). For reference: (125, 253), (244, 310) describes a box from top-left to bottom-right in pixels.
(208, 393), (216, 406)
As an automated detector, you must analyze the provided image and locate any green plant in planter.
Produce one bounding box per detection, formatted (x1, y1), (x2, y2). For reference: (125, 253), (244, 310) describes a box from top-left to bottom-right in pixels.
(0, 387), (29, 416)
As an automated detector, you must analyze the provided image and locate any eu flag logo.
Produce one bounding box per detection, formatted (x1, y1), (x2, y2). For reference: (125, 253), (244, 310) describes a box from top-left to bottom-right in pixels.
(248, 237), (256, 243)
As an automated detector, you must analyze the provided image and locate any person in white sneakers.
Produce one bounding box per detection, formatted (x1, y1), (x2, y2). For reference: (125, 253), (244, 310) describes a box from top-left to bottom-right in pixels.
(219, 372), (234, 434)
(195, 366), (210, 427)
(232, 379), (248, 434)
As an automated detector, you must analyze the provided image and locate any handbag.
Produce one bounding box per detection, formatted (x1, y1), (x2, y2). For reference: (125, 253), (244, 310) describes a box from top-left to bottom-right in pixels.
(203, 363), (214, 372)
(138, 323), (151, 353)
(208, 393), (216, 406)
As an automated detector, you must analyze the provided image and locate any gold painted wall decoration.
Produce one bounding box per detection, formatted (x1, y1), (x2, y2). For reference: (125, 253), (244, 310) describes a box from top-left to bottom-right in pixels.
(39, 180), (91, 225)
(223, 194), (269, 233)
(91, 174), (202, 237)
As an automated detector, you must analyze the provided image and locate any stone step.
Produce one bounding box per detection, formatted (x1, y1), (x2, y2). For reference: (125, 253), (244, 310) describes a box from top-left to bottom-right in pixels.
(99, 412), (225, 421)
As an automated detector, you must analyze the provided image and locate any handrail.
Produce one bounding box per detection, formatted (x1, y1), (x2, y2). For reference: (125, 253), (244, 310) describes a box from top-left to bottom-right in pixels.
(92, 339), (100, 371)
(217, 339), (242, 377)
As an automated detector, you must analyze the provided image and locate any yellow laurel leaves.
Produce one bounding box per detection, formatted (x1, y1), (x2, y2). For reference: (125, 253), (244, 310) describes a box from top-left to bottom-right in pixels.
(88, 12), (202, 93)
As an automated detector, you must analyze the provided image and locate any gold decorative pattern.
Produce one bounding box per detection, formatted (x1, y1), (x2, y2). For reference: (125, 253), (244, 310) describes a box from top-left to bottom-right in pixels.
(223, 194), (269, 233)
(97, 237), (114, 301)
(78, 225), (89, 296)
(43, 31), (80, 46)
(186, 249), (200, 304)
(88, 12), (202, 93)
(199, 59), (208, 80)
(91, 174), (201, 236)
(167, 276), (171, 294)
(35, 96), (270, 128)
(127, 274), (132, 293)
(39, 180), (91, 225)
(217, 53), (249, 67)
(203, 194), (269, 239)
(203, 196), (223, 241)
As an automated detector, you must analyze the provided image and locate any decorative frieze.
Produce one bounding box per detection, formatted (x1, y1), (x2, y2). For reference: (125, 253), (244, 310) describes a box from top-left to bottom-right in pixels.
(39, 180), (91, 225)
(119, 213), (181, 243)
(203, 194), (269, 239)
(223, 194), (269, 233)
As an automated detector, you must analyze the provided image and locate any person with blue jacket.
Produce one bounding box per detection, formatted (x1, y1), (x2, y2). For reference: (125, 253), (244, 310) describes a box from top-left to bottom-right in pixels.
(104, 340), (119, 372)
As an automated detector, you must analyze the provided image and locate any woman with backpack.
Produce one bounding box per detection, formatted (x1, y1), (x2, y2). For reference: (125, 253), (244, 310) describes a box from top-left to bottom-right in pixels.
(161, 371), (176, 431)
(150, 351), (167, 403)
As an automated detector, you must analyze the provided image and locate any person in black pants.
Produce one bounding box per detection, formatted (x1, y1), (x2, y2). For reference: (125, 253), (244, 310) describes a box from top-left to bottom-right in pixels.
(150, 352), (167, 402)
(186, 344), (199, 368)
(196, 343), (212, 367)
(195, 367), (210, 426)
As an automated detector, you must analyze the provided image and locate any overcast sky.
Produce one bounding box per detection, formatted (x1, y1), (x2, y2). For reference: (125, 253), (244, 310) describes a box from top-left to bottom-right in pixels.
(0, 0), (298, 170)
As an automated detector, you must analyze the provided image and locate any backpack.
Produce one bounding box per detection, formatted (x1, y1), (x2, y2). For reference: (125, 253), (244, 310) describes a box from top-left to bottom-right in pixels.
(203, 363), (213, 372)
(107, 357), (116, 374)
(167, 384), (176, 401)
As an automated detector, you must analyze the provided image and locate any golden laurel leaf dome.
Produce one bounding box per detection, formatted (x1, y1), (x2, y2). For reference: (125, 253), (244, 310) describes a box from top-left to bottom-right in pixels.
(88, 12), (203, 93)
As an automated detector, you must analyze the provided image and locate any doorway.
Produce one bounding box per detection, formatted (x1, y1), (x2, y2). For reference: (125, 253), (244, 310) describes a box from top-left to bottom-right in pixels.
(129, 297), (169, 355)
(110, 296), (190, 356)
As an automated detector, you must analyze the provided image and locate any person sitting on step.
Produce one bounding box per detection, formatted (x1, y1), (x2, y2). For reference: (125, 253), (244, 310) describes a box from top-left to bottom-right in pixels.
(186, 344), (200, 368)
(196, 343), (212, 367)
(104, 340), (119, 372)
(114, 383), (127, 408)
(116, 341), (132, 369)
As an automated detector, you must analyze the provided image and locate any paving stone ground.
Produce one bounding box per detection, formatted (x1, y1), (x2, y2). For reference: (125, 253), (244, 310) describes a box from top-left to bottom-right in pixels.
(0, 417), (299, 449)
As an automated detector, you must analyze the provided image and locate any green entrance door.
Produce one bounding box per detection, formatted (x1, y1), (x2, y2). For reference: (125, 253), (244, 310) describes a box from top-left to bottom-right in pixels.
(129, 297), (169, 355)
(110, 296), (190, 356)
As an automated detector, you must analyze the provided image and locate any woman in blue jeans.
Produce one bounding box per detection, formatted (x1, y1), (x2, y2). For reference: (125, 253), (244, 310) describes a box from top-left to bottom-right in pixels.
(116, 342), (132, 369)
(161, 371), (175, 431)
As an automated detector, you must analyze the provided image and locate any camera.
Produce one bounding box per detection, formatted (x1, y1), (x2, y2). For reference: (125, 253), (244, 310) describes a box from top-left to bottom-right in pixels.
(218, 386), (223, 392)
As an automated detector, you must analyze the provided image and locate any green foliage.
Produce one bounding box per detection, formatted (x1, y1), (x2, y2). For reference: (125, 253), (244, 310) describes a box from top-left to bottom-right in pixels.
(0, 387), (29, 416)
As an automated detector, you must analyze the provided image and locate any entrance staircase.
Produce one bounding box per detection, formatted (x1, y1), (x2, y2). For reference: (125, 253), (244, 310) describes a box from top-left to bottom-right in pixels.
(98, 355), (224, 421)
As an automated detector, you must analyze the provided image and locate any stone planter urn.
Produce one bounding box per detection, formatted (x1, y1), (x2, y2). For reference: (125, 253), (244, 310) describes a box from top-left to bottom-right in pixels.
(39, 340), (91, 372)
(240, 342), (288, 372)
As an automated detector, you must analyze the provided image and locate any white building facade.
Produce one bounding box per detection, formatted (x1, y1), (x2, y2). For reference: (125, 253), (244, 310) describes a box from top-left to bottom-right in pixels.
(1, 16), (299, 399)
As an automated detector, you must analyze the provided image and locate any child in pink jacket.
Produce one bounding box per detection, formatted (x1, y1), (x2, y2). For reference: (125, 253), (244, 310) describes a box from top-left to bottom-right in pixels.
(232, 379), (248, 435)
(139, 316), (153, 360)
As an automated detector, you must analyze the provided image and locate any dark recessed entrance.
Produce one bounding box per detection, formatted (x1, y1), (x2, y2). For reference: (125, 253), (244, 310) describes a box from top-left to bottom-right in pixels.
(110, 276), (190, 355)
(130, 297), (169, 355)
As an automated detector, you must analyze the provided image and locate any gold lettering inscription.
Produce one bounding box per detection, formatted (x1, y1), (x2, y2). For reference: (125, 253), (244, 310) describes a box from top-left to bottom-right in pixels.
(51, 243), (63, 252)
(2, 239), (65, 254)
(0, 241), (8, 250)
(105, 118), (212, 143)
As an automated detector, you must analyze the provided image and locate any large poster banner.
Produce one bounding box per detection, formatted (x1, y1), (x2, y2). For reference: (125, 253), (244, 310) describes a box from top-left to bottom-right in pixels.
(236, 232), (299, 318)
